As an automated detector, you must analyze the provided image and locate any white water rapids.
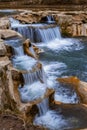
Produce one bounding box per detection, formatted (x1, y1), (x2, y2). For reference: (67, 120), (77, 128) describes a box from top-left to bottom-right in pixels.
(6, 17), (85, 130)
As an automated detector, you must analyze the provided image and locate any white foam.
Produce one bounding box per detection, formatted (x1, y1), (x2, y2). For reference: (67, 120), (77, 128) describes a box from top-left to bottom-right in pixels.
(19, 81), (46, 102)
(55, 92), (78, 104)
(38, 38), (83, 52)
(34, 110), (67, 130)
(44, 62), (67, 73)
(13, 55), (37, 71)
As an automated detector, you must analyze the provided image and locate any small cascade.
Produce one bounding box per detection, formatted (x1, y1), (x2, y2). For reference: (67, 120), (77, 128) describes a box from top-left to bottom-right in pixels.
(34, 99), (67, 130)
(41, 15), (55, 24)
(46, 15), (55, 24)
(10, 17), (20, 27)
(23, 68), (46, 85)
(10, 17), (61, 43)
(37, 26), (61, 42)
(13, 46), (24, 56)
(37, 98), (49, 116)
(10, 35), (49, 103)
(13, 26), (61, 43)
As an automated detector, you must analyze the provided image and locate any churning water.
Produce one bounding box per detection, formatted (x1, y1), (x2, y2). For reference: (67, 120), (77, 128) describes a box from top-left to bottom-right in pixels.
(6, 17), (87, 129)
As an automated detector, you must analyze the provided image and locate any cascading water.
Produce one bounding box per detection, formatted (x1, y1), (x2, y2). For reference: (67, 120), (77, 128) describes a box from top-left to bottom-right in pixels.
(13, 46), (24, 56)
(46, 15), (55, 23)
(10, 18), (61, 43)
(7, 17), (85, 130)
(37, 98), (49, 116)
(7, 34), (48, 104)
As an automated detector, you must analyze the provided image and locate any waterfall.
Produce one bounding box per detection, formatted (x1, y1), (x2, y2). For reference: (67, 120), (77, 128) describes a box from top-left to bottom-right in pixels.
(10, 17), (20, 27)
(23, 68), (45, 85)
(10, 17), (61, 43)
(13, 46), (24, 56)
(37, 27), (61, 42)
(37, 98), (49, 116)
(13, 26), (61, 43)
(46, 15), (55, 24)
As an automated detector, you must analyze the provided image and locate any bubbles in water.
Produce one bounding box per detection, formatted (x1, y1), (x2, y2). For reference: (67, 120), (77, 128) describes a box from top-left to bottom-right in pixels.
(19, 81), (47, 103)
(13, 55), (37, 71)
(38, 38), (83, 52)
(55, 92), (78, 104)
(43, 62), (67, 89)
(34, 110), (67, 130)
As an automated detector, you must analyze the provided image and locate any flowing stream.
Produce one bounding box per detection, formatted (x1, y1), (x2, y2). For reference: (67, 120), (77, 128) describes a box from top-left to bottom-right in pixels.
(5, 16), (87, 130)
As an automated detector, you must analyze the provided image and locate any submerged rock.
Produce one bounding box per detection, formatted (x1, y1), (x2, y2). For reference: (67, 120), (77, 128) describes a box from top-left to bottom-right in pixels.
(56, 76), (87, 104)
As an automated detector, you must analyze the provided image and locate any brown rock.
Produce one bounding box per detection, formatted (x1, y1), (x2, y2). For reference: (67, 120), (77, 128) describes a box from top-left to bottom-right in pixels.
(0, 17), (10, 29)
(0, 29), (22, 39)
(14, 13), (40, 24)
(0, 39), (7, 56)
(0, 56), (11, 67)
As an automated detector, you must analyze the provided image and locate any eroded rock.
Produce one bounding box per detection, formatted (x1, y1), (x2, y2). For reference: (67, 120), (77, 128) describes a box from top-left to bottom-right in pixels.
(0, 39), (7, 56)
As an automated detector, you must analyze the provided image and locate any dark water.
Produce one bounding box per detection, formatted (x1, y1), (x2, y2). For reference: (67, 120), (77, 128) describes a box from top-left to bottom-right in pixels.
(39, 38), (87, 82)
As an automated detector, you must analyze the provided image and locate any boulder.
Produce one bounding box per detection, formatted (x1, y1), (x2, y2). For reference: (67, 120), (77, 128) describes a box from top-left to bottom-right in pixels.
(56, 76), (87, 104)
(0, 17), (11, 29)
(0, 29), (22, 39)
(0, 56), (11, 68)
(0, 39), (7, 56)
(14, 13), (40, 24)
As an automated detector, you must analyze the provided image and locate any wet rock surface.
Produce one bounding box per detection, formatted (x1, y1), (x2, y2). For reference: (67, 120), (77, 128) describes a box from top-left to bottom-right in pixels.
(0, 29), (22, 39)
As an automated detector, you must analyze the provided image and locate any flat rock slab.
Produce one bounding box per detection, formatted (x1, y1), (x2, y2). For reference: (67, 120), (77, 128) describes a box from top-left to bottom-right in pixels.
(0, 29), (22, 39)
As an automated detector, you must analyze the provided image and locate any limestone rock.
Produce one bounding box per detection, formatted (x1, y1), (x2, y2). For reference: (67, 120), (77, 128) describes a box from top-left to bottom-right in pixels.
(0, 17), (11, 29)
(14, 13), (40, 24)
(0, 56), (11, 67)
(5, 44), (13, 58)
(0, 29), (22, 39)
(0, 39), (7, 56)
